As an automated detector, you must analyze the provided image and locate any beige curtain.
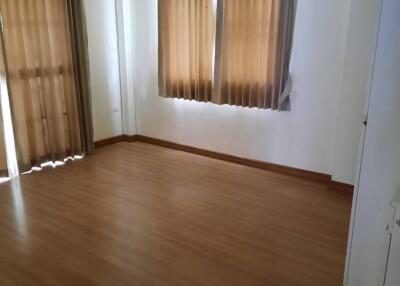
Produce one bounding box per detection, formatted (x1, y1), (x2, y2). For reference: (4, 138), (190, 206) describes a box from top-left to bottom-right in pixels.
(214, 0), (295, 110)
(0, 27), (8, 176)
(0, 115), (7, 177)
(0, 0), (93, 172)
(158, 0), (215, 102)
(65, 0), (94, 154)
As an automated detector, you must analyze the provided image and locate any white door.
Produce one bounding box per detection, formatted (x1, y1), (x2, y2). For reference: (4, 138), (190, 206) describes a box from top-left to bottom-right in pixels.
(345, 0), (400, 285)
(386, 207), (400, 286)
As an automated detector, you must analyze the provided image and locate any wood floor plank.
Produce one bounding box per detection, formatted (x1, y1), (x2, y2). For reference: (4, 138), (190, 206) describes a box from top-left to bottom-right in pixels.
(0, 142), (352, 286)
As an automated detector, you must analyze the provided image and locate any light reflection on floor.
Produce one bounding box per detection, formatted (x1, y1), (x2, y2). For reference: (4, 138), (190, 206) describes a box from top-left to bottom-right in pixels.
(10, 177), (27, 242)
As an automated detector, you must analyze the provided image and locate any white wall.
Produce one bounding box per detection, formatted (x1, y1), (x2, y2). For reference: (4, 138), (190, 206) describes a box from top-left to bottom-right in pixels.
(85, 0), (123, 141)
(332, 0), (381, 184)
(115, 0), (137, 136)
(345, 0), (400, 284)
(128, 0), (380, 184)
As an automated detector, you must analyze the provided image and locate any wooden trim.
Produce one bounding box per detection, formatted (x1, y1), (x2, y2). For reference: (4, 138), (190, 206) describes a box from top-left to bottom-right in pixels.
(94, 135), (128, 149)
(124, 134), (139, 143)
(328, 181), (354, 193)
(95, 134), (354, 193)
(134, 135), (331, 183)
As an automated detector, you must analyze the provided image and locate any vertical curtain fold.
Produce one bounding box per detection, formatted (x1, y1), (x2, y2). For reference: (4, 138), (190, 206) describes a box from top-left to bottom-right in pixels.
(213, 0), (296, 110)
(65, 0), (94, 154)
(0, 113), (7, 177)
(0, 26), (8, 177)
(158, 0), (215, 102)
(0, 0), (93, 172)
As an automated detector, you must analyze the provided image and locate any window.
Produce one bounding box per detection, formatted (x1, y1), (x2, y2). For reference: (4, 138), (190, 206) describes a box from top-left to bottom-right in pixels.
(158, 0), (215, 102)
(158, 0), (296, 110)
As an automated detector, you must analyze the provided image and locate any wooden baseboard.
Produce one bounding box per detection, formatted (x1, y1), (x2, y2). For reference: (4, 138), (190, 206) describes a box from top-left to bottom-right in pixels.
(134, 135), (332, 183)
(328, 181), (354, 193)
(94, 135), (127, 149)
(94, 134), (354, 193)
(94, 134), (139, 149)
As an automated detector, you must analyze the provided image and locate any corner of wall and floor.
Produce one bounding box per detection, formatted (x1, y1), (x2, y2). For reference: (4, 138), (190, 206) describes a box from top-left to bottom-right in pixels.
(87, 0), (380, 195)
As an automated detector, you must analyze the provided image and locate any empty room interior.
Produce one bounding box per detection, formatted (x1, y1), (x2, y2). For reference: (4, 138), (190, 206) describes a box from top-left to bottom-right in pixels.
(0, 0), (399, 285)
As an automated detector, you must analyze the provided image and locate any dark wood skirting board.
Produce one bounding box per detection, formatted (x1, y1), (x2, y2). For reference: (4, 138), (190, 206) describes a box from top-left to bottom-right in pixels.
(328, 181), (355, 193)
(94, 135), (128, 149)
(95, 134), (354, 193)
(134, 135), (332, 183)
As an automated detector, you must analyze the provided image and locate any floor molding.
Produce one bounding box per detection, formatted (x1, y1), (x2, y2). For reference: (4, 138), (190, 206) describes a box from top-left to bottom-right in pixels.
(94, 135), (128, 149)
(328, 181), (354, 193)
(94, 134), (354, 193)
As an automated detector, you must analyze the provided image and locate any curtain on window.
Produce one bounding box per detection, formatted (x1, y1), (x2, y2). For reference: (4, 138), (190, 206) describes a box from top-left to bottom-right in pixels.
(158, 0), (296, 110)
(158, 0), (215, 102)
(213, 0), (296, 110)
(0, 0), (93, 172)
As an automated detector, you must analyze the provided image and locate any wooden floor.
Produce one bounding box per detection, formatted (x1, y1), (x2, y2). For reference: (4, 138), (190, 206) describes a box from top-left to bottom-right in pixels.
(0, 142), (352, 286)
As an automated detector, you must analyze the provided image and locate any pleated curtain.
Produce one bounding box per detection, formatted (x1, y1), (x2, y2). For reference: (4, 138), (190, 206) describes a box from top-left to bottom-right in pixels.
(214, 0), (295, 110)
(158, 0), (296, 110)
(0, 0), (93, 172)
(65, 0), (94, 155)
(0, 17), (10, 177)
(0, 117), (7, 177)
(158, 0), (215, 102)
